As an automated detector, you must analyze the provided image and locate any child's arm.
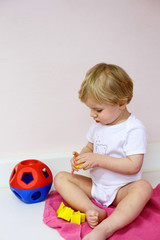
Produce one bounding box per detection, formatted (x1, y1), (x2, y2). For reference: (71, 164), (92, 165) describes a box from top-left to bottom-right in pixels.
(80, 142), (93, 154)
(99, 154), (144, 174)
(74, 152), (144, 175)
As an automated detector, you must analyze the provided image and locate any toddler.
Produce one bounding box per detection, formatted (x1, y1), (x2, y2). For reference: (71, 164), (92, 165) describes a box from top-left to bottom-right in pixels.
(54, 63), (153, 240)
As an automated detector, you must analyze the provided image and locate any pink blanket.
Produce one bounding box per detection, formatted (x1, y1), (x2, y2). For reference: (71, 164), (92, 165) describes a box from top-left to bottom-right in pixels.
(43, 184), (160, 240)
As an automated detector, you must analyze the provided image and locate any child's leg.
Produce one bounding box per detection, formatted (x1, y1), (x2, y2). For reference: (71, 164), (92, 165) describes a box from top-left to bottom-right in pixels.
(82, 179), (153, 240)
(54, 171), (107, 227)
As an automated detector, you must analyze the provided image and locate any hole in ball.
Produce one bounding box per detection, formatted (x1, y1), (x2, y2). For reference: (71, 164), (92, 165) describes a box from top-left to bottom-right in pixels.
(21, 172), (33, 184)
(31, 191), (41, 200)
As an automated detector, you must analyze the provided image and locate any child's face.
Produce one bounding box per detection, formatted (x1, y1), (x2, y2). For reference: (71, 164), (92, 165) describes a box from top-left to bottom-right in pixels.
(85, 97), (126, 126)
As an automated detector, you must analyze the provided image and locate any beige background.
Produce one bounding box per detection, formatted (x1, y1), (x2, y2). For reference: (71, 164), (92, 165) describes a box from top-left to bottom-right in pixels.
(0, 0), (160, 161)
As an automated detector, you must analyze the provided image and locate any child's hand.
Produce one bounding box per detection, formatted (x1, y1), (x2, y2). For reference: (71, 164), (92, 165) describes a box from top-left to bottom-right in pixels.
(74, 153), (99, 170)
(71, 151), (80, 174)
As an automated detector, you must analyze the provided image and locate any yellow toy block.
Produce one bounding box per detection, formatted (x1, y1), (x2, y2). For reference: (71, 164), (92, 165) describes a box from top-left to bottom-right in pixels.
(58, 206), (74, 221)
(57, 207), (65, 218)
(71, 211), (86, 224)
(56, 202), (86, 224)
(71, 213), (81, 225)
(74, 161), (83, 168)
(56, 202), (65, 215)
(80, 213), (86, 223)
(75, 211), (80, 215)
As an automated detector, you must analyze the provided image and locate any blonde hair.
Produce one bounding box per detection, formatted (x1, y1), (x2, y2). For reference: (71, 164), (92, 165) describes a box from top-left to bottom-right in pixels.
(79, 63), (133, 105)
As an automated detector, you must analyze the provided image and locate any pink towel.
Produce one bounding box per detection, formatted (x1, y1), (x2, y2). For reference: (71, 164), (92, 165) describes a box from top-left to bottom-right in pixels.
(43, 184), (160, 240)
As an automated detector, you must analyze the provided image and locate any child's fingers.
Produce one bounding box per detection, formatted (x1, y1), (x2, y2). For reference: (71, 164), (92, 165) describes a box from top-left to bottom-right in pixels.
(73, 151), (79, 157)
(71, 151), (80, 174)
(71, 167), (78, 174)
(74, 158), (86, 169)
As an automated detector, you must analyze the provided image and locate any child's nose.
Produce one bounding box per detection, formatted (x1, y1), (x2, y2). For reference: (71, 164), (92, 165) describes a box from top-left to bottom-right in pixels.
(90, 110), (97, 118)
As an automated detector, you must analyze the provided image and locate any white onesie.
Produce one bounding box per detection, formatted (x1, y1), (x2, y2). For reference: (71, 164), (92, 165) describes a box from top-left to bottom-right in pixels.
(86, 114), (147, 206)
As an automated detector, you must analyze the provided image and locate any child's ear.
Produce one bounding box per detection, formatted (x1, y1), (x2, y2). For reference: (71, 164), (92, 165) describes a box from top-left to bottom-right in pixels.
(119, 102), (127, 110)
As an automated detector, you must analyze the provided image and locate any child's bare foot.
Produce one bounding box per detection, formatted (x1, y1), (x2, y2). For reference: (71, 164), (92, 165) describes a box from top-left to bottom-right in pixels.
(86, 208), (107, 228)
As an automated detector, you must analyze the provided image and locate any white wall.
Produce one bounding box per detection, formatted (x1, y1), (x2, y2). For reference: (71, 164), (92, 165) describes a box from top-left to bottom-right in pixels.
(0, 0), (160, 162)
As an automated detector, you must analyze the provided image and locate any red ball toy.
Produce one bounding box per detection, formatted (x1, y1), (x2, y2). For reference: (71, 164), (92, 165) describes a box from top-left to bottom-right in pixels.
(9, 159), (53, 203)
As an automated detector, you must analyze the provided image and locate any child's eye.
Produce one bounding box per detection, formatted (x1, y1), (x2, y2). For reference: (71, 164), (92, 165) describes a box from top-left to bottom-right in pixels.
(96, 109), (102, 113)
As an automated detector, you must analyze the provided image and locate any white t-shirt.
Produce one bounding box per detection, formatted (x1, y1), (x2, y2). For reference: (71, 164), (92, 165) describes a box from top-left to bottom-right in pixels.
(86, 114), (147, 187)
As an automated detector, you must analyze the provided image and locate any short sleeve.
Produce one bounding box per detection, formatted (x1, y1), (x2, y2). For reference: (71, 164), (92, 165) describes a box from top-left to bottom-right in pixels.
(124, 126), (147, 156)
(86, 122), (97, 143)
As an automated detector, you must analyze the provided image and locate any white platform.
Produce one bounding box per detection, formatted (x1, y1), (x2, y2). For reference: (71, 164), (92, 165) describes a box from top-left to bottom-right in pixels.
(0, 186), (64, 240)
(0, 171), (160, 240)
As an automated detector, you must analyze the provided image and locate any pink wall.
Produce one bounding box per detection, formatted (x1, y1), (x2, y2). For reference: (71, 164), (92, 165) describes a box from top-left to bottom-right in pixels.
(0, 0), (160, 160)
